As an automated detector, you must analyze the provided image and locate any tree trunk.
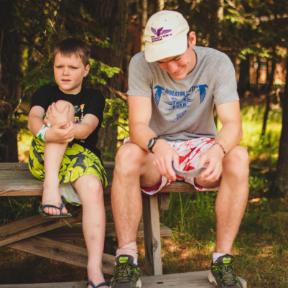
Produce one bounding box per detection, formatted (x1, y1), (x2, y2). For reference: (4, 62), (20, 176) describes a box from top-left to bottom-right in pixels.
(238, 56), (250, 97)
(261, 55), (276, 139)
(275, 53), (288, 196)
(0, 0), (21, 162)
(83, 0), (129, 160)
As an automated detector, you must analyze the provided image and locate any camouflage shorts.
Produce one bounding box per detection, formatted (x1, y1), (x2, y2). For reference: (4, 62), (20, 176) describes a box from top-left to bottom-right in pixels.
(28, 137), (108, 205)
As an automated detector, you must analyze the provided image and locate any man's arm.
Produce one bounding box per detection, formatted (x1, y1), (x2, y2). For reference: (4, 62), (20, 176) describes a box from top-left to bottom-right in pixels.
(199, 100), (242, 181)
(128, 96), (178, 180)
(215, 100), (242, 152)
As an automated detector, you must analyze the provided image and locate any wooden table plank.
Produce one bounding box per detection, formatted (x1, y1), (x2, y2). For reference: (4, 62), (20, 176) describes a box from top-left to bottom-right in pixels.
(0, 215), (81, 247)
(0, 163), (195, 196)
(9, 236), (114, 275)
(0, 271), (247, 287)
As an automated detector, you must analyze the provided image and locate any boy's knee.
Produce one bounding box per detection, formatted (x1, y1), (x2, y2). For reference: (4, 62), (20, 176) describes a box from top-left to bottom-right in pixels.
(55, 100), (75, 120)
(46, 100), (75, 126)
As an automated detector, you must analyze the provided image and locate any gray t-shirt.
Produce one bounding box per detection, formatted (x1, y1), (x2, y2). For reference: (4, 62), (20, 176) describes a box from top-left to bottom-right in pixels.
(127, 46), (239, 141)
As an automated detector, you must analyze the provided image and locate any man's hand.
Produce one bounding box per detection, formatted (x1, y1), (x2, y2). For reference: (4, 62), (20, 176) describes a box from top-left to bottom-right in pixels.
(152, 139), (179, 182)
(198, 143), (225, 182)
(45, 121), (74, 143)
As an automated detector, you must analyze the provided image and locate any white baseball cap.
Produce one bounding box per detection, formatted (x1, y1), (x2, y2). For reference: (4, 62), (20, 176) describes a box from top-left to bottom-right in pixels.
(144, 10), (189, 63)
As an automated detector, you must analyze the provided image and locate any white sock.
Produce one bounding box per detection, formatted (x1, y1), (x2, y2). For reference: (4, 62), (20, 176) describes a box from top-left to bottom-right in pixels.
(213, 252), (226, 263)
(116, 242), (138, 265)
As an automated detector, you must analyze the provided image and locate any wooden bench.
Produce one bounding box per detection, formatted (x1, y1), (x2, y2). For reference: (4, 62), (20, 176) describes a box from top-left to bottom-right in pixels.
(0, 163), (248, 288)
(0, 162), (195, 276)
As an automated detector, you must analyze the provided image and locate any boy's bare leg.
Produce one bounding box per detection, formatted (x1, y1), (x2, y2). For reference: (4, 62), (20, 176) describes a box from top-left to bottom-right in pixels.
(73, 175), (107, 287)
(42, 142), (69, 215)
(42, 100), (74, 215)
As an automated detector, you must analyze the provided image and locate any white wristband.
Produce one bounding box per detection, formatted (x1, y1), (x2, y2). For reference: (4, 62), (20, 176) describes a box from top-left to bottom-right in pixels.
(36, 124), (49, 141)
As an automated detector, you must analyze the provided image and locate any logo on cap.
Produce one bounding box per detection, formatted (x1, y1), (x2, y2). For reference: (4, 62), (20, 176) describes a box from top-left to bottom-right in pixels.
(151, 27), (172, 42)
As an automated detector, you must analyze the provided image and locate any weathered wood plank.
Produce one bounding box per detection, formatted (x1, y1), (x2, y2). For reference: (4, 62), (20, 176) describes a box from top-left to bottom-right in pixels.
(0, 163), (196, 196)
(8, 237), (114, 275)
(0, 215), (51, 238)
(0, 271), (247, 287)
(0, 215), (81, 247)
(143, 195), (162, 275)
(44, 222), (172, 240)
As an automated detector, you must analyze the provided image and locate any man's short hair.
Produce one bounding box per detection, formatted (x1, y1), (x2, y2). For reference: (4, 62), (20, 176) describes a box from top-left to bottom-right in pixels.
(53, 38), (91, 66)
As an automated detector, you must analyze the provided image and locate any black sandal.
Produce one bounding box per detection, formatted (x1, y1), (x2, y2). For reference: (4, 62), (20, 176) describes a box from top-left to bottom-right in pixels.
(87, 280), (110, 288)
(38, 203), (72, 218)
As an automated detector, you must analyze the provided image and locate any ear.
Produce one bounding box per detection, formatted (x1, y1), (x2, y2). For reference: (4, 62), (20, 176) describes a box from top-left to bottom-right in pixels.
(187, 31), (196, 48)
(84, 64), (90, 77)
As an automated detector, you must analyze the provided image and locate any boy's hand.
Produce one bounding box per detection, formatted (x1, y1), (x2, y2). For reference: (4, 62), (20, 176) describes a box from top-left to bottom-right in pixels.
(45, 122), (74, 143)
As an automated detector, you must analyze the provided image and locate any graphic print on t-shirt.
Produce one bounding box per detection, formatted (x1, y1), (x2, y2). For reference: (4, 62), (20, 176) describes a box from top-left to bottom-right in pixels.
(153, 83), (208, 121)
(74, 104), (85, 123)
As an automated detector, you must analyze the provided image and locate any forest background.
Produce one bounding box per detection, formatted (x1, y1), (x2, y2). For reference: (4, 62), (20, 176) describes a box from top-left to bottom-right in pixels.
(0, 1), (287, 287)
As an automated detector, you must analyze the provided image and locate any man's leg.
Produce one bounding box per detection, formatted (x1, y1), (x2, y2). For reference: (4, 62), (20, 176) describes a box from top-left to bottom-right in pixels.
(111, 143), (161, 287)
(73, 175), (108, 288)
(215, 146), (249, 253)
(207, 146), (249, 288)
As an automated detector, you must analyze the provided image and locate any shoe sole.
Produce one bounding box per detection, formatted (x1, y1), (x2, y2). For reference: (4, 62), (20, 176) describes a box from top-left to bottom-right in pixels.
(207, 271), (247, 288)
(111, 278), (142, 288)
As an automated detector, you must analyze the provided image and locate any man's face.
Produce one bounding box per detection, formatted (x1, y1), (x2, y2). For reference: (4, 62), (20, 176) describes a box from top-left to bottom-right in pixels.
(156, 32), (196, 80)
(53, 53), (89, 94)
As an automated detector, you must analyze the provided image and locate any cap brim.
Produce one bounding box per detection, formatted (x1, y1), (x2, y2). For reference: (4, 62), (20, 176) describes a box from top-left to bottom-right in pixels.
(144, 33), (188, 63)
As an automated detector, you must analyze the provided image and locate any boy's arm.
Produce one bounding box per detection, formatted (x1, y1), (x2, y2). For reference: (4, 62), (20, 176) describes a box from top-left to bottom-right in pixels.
(72, 114), (99, 140)
(28, 106), (46, 135)
(28, 105), (74, 143)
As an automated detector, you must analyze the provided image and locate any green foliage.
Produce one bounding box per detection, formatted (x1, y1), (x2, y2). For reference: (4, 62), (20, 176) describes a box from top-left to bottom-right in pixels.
(241, 104), (281, 164)
(89, 59), (120, 85)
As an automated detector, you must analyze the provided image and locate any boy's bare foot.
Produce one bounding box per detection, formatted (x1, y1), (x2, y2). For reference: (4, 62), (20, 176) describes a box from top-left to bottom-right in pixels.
(41, 183), (69, 216)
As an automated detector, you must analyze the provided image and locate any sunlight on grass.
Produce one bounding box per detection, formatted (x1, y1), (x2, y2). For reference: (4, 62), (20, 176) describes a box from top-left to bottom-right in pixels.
(241, 105), (281, 164)
(17, 128), (32, 163)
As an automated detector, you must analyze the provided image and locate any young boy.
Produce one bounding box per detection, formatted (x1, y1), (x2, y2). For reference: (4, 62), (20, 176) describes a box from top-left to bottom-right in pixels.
(28, 38), (109, 288)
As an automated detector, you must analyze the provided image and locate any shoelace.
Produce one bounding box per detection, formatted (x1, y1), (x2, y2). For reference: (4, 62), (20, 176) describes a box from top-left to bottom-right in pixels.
(114, 263), (133, 282)
(221, 265), (238, 285)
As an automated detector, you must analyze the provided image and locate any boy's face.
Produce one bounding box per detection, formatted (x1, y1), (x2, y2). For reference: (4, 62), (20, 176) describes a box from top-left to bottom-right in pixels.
(53, 52), (90, 94)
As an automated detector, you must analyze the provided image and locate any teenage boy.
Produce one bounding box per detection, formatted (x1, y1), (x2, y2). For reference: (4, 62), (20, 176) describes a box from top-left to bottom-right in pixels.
(111, 10), (249, 288)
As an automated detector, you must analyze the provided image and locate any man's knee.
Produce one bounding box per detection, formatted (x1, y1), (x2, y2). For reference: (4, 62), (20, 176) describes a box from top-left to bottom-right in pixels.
(114, 143), (146, 177)
(223, 146), (249, 178)
(223, 146), (249, 177)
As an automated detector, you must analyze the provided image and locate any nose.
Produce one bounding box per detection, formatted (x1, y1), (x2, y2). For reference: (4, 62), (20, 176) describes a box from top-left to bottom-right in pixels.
(165, 61), (178, 74)
(62, 66), (69, 75)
